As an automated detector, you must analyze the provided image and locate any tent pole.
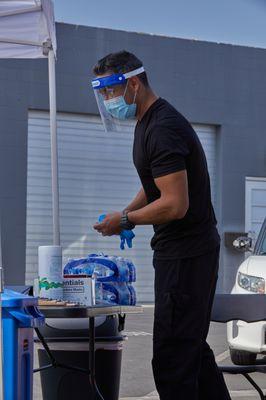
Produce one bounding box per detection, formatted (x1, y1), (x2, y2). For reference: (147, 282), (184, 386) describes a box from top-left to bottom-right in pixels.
(48, 49), (60, 246)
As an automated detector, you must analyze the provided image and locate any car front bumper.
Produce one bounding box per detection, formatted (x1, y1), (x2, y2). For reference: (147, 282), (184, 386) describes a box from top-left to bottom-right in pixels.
(227, 285), (266, 353)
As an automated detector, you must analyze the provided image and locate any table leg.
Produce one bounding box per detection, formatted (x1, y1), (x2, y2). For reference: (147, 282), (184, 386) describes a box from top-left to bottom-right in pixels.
(34, 327), (89, 375)
(89, 316), (104, 400)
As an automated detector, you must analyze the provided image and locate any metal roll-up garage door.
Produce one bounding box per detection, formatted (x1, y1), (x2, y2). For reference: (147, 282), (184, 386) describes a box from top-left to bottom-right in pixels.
(245, 177), (266, 239)
(26, 111), (217, 302)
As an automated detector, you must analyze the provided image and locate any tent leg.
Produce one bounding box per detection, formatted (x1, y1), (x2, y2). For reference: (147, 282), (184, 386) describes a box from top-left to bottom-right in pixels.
(48, 49), (60, 246)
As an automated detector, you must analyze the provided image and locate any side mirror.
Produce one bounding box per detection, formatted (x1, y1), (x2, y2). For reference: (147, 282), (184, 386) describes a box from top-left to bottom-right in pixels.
(233, 236), (253, 252)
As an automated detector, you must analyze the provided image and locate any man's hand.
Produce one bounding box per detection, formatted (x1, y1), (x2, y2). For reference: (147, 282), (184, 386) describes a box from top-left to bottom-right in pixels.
(93, 212), (122, 236)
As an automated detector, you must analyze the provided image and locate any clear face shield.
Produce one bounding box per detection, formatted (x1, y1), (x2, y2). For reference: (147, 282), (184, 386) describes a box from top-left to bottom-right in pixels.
(91, 66), (145, 132)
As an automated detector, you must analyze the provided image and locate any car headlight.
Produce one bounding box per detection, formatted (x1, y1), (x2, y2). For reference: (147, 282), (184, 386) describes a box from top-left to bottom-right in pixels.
(238, 272), (265, 293)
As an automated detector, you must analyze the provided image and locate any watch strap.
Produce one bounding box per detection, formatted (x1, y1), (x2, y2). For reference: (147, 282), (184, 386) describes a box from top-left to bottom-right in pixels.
(120, 212), (135, 230)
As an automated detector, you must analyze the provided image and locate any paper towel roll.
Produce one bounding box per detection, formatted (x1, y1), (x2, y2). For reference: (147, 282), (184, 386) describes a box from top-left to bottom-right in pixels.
(38, 245), (63, 300)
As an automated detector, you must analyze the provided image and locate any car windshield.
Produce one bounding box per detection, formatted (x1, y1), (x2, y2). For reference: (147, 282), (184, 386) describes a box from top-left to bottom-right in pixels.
(259, 237), (266, 255)
(257, 225), (266, 255)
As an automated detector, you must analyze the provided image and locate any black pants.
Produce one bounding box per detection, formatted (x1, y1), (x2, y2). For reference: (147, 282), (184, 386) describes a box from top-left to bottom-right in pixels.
(152, 246), (231, 400)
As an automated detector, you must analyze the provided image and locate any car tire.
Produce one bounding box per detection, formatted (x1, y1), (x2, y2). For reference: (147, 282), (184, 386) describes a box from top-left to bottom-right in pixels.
(230, 348), (257, 365)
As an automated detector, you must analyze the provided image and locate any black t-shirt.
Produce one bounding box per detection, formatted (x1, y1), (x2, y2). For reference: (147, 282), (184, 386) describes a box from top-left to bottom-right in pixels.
(133, 98), (220, 259)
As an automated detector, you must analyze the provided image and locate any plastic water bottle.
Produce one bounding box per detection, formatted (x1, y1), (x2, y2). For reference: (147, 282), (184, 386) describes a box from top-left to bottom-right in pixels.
(64, 254), (136, 283)
(79, 262), (115, 280)
(95, 282), (136, 306)
(95, 282), (116, 304)
(111, 256), (136, 282)
(124, 258), (136, 282)
(63, 256), (115, 280)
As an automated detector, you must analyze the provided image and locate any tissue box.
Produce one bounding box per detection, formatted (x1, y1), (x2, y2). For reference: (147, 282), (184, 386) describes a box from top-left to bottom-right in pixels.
(63, 275), (95, 306)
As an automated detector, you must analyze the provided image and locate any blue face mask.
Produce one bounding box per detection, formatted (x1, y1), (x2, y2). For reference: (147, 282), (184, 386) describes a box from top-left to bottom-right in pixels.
(103, 82), (137, 120)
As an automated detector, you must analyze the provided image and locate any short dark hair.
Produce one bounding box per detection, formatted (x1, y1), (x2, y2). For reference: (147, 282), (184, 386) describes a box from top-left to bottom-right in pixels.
(93, 50), (149, 87)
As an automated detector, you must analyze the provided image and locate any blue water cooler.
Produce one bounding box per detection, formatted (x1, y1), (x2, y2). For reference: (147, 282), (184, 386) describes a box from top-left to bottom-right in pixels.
(1, 289), (45, 400)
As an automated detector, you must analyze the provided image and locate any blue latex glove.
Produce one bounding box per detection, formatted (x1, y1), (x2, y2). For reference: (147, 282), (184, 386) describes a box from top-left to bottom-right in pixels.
(119, 229), (135, 250)
(98, 214), (135, 250)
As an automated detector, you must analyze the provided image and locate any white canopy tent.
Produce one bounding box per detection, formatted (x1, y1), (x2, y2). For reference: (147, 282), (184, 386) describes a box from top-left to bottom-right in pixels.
(0, 0), (60, 246)
(0, 2), (58, 396)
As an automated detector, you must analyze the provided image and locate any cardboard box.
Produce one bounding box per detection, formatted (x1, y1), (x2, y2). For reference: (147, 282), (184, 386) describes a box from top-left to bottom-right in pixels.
(63, 274), (95, 306)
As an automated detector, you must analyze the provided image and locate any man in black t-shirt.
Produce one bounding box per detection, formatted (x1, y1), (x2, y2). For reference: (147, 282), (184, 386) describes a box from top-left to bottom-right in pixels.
(93, 51), (231, 400)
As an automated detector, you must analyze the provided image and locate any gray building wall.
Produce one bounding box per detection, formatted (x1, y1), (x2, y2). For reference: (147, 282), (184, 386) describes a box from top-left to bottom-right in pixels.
(0, 23), (265, 289)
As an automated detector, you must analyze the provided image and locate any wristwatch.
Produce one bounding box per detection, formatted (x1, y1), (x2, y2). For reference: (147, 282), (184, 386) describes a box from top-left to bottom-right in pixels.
(120, 211), (135, 231)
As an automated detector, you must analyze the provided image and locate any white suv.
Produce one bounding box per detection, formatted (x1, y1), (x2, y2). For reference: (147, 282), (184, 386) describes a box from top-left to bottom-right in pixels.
(227, 218), (266, 365)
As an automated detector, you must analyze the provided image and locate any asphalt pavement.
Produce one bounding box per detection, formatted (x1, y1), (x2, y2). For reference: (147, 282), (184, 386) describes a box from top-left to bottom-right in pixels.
(119, 305), (266, 400)
(33, 305), (266, 400)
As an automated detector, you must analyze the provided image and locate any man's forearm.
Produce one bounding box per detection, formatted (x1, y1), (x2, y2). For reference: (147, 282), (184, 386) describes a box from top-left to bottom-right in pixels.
(128, 196), (187, 225)
(124, 188), (148, 213)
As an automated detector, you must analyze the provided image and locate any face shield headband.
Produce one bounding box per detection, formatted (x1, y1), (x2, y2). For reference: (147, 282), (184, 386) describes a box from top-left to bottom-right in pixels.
(92, 66), (145, 91)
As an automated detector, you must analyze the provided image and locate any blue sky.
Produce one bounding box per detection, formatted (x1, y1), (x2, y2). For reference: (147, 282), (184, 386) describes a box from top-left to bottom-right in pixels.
(53, 0), (266, 49)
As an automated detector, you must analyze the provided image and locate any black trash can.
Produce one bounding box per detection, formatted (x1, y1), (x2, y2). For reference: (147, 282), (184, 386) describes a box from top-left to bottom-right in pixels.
(36, 315), (125, 400)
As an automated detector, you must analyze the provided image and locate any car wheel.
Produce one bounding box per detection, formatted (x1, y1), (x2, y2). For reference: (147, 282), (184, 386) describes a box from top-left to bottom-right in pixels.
(230, 348), (257, 365)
